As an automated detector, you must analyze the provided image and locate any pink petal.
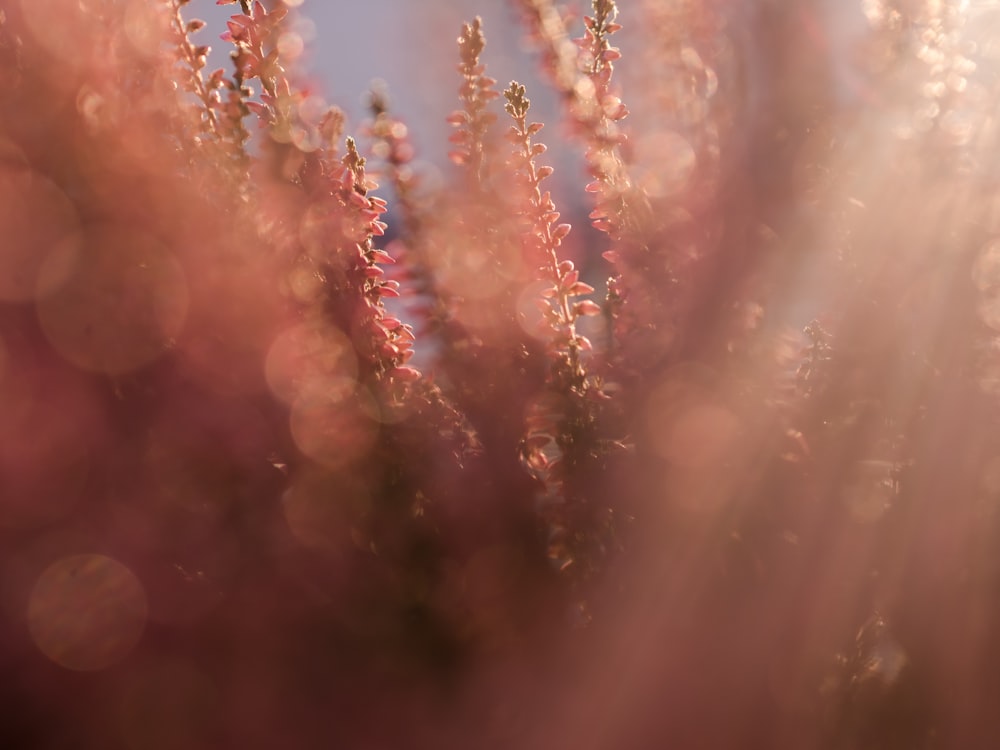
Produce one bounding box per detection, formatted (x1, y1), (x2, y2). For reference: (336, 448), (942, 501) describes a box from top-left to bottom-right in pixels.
(389, 366), (421, 382)
(566, 281), (595, 296)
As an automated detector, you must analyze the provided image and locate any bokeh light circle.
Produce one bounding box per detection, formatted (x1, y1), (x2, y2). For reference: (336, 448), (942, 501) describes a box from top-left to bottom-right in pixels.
(18, 0), (105, 70)
(643, 366), (742, 470)
(265, 318), (358, 405)
(635, 130), (696, 199)
(28, 554), (147, 671)
(290, 383), (379, 469)
(36, 224), (189, 375)
(841, 460), (895, 523)
(123, 1), (172, 60)
(0, 165), (80, 302)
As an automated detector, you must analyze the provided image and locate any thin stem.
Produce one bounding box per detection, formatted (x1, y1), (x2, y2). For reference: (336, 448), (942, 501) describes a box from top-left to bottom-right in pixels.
(170, 1), (220, 137)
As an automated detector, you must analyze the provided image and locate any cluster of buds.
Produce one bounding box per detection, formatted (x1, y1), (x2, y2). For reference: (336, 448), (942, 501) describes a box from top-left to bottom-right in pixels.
(516, 0), (647, 358)
(170, 0), (291, 164)
(171, 0), (291, 162)
(169, 2), (220, 140)
(335, 139), (421, 398)
(211, 0), (309, 160)
(517, 0), (634, 236)
(505, 82), (601, 374)
(574, 0), (638, 243)
(218, 1), (288, 109)
(446, 18), (500, 181)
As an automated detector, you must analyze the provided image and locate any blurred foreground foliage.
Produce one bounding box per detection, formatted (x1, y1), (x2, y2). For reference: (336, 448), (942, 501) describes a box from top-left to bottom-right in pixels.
(1, 0), (1000, 748)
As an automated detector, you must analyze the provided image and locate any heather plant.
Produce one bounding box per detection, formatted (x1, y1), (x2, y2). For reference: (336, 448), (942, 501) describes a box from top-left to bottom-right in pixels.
(504, 79), (617, 595)
(6, 0), (1000, 748)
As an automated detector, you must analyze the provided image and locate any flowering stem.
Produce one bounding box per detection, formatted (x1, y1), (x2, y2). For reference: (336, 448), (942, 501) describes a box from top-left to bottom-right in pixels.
(448, 17), (500, 183)
(506, 83), (592, 385)
(170, 2), (220, 138)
